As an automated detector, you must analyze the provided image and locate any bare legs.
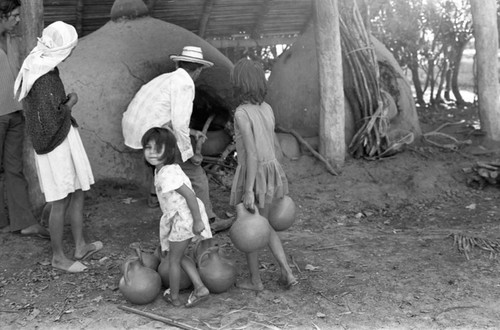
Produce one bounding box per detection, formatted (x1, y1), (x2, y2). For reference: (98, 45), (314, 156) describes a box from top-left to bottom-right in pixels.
(50, 190), (97, 272)
(168, 239), (209, 306)
(237, 204), (297, 291)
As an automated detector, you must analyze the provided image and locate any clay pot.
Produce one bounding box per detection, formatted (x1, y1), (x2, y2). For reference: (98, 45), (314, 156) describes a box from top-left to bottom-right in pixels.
(134, 247), (160, 271)
(198, 246), (236, 293)
(120, 255), (142, 274)
(157, 254), (193, 290)
(119, 258), (162, 305)
(192, 239), (215, 264)
(268, 195), (296, 231)
(201, 130), (232, 156)
(229, 204), (271, 253)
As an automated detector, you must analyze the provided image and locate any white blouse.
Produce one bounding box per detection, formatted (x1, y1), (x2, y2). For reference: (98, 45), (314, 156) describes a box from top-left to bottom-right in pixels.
(122, 68), (194, 162)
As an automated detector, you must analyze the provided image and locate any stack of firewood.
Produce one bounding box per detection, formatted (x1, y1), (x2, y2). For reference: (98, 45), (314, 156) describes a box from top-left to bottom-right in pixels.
(464, 161), (500, 189)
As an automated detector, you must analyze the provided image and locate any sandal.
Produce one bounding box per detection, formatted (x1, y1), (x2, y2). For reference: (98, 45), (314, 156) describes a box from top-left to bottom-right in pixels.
(185, 291), (209, 308)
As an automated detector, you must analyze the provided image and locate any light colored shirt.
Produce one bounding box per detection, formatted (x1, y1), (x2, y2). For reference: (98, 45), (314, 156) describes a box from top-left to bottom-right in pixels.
(0, 35), (22, 116)
(122, 68), (194, 161)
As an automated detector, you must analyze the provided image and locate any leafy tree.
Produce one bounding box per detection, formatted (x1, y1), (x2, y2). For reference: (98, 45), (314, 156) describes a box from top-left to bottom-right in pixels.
(370, 0), (472, 106)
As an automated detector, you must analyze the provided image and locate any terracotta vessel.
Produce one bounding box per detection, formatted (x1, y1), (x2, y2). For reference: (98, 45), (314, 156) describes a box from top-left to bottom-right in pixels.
(192, 239), (215, 264)
(119, 258), (162, 305)
(229, 204), (271, 253)
(268, 195), (296, 231)
(134, 247), (160, 271)
(157, 254), (193, 290)
(198, 246), (236, 293)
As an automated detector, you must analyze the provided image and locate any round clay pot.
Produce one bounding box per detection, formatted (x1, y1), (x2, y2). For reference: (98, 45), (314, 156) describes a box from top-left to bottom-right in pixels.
(201, 130), (232, 156)
(229, 204), (271, 253)
(198, 246), (236, 293)
(268, 195), (296, 231)
(119, 258), (162, 305)
(157, 255), (193, 290)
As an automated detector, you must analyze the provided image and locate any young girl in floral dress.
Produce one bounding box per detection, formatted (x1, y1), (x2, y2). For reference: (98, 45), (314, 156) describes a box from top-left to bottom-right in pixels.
(230, 59), (297, 291)
(142, 127), (212, 307)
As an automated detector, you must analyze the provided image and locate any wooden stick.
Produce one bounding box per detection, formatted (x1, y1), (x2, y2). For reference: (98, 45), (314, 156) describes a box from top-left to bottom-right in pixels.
(312, 243), (356, 251)
(290, 254), (301, 273)
(195, 114), (215, 155)
(276, 126), (338, 176)
(118, 305), (202, 330)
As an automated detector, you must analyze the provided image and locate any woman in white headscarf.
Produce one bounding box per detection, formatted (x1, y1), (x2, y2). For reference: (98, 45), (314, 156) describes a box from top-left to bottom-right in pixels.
(14, 21), (103, 273)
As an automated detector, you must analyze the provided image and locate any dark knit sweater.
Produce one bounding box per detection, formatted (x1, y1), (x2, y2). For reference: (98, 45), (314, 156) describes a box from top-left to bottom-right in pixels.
(23, 68), (77, 155)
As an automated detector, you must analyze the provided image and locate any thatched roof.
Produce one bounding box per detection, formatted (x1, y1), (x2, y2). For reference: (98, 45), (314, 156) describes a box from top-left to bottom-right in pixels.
(44, 0), (313, 48)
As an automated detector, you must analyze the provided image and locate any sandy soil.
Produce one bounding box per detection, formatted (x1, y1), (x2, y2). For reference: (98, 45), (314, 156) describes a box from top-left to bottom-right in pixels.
(1, 104), (500, 330)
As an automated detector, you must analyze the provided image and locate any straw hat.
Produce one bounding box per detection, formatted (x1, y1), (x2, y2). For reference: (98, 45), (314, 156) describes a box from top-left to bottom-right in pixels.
(170, 46), (214, 68)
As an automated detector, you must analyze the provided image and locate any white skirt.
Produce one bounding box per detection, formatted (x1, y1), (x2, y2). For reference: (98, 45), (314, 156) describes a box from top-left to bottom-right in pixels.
(35, 126), (94, 202)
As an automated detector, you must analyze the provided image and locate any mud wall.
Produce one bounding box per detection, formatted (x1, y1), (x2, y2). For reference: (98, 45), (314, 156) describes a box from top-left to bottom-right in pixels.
(59, 17), (233, 184)
(266, 25), (420, 146)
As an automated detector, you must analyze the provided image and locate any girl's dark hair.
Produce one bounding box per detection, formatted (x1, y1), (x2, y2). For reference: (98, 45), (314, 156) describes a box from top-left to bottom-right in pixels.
(231, 58), (267, 105)
(141, 127), (177, 166)
(178, 61), (203, 72)
(0, 0), (20, 18)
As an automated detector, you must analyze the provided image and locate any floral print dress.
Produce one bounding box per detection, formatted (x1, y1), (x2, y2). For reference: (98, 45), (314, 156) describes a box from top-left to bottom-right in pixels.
(155, 164), (212, 252)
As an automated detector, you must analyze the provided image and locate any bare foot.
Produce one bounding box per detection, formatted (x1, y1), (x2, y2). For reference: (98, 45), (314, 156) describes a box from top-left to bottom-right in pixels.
(74, 241), (103, 260)
(278, 274), (298, 289)
(170, 296), (183, 307)
(193, 285), (209, 298)
(236, 278), (264, 291)
(20, 224), (50, 237)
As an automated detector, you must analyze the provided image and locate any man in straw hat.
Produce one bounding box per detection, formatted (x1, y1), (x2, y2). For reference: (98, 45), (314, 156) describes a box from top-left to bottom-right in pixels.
(123, 46), (232, 232)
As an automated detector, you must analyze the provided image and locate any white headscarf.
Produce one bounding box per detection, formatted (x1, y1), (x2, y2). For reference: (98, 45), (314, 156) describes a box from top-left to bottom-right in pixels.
(14, 21), (78, 101)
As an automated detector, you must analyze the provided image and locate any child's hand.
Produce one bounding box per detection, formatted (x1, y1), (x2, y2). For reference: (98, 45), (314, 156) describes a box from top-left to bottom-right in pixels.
(192, 220), (205, 236)
(243, 191), (255, 212)
(65, 93), (78, 109)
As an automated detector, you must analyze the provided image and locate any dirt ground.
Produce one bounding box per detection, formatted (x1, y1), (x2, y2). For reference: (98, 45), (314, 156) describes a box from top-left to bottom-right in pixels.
(1, 103), (500, 330)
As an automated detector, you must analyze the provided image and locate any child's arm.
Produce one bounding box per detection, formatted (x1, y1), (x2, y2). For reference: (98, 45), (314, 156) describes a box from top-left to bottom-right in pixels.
(175, 184), (205, 235)
(235, 111), (258, 211)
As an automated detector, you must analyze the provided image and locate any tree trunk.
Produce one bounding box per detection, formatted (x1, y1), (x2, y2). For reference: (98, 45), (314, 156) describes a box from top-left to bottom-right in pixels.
(19, 0), (45, 217)
(470, 0), (500, 141)
(314, 0), (345, 167)
(409, 59), (424, 105)
(450, 40), (467, 106)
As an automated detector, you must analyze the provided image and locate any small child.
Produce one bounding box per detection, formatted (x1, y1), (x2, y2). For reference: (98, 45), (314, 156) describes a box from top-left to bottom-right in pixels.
(141, 127), (212, 307)
(230, 58), (297, 291)
(13, 21), (102, 273)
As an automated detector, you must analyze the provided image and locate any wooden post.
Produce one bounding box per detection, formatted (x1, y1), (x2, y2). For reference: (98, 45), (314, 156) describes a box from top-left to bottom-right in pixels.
(313, 0), (345, 167)
(19, 0), (45, 216)
(75, 0), (84, 36)
(470, 0), (500, 142)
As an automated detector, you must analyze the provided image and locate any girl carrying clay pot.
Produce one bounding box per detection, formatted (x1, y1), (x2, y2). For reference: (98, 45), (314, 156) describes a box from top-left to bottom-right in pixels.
(229, 59), (298, 291)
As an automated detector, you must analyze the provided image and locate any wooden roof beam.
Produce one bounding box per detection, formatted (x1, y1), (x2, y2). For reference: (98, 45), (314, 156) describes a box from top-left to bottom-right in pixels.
(207, 35), (297, 48)
(198, 0), (215, 38)
(250, 0), (273, 40)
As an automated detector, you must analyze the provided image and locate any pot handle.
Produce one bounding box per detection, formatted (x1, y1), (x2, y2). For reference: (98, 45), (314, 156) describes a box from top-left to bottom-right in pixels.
(236, 203), (260, 216)
(134, 247), (145, 265)
(197, 246), (219, 266)
(122, 259), (133, 284)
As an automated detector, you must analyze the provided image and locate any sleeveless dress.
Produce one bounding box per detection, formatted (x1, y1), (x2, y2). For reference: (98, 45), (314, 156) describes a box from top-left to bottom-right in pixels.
(230, 102), (288, 208)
